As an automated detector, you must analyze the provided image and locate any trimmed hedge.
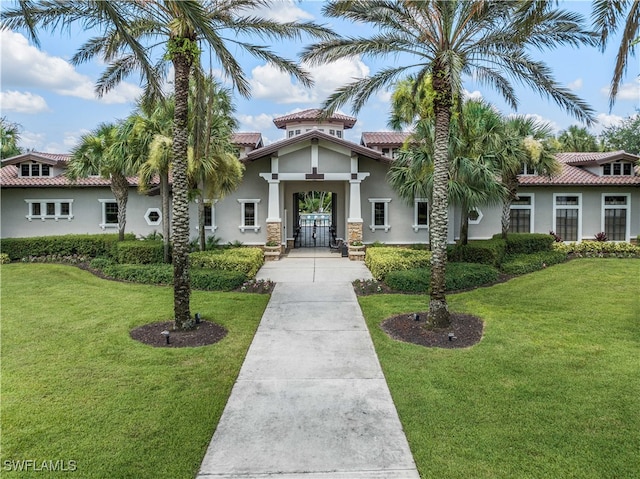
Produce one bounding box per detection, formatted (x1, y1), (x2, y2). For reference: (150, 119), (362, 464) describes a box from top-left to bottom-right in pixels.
(0, 253), (10, 264)
(448, 238), (506, 267)
(189, 247), (264, 279)
(99, 263), (246, 291)
(0, 234), (133, 260)
(552, 241), (640, 258)
(500, 233), (555, 254)
(112, 240), (165, 264)
(365, 247), (431, 280)
(501, 250), (568, 275)
(384, 262), (499, 293)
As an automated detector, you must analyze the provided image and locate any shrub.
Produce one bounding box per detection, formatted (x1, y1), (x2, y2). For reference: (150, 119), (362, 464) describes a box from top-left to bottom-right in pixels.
(365, 247), (431, 280)
(190, 269), (247, 291)
(448, 238), (506, 267)
(90, 257), (115, 270)
(0, 253), (10, 264)
(189, 247), (264, 279)
(552, 241), (640, 258)
(0, 234), (131, 260)
(594, 232), (608, 242)
(500, 233), (554, 254)
(112, 240), (165, 264)
(384, 263), (499, 293)
(501, 250), (568, 275)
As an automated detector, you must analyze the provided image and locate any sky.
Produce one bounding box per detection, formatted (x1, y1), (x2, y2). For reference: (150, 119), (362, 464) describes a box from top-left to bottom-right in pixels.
(1, 0), (638, 154)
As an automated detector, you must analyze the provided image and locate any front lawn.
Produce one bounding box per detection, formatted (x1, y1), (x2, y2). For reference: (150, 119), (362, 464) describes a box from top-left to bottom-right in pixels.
(0, 263), (269, 478)
(359, 259), (640, 479)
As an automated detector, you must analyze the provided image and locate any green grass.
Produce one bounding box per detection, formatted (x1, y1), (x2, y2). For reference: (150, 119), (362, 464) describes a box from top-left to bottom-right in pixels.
(359, 259), (640, 479)
(0, 263), (269, 478)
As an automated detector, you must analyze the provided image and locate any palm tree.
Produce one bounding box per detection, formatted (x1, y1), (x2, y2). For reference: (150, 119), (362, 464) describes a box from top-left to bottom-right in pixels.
(67, 122), (137, 241)
(303, 0), (596, 327)
(190, 73), (243, 251)
(133, 99), (175, 262)
(592, 0), (640, 108)
(2, 0), (334, 330)
(1, 117), (22, 159)
(557, 124), (600, 152)
(499, 116), (560, 239)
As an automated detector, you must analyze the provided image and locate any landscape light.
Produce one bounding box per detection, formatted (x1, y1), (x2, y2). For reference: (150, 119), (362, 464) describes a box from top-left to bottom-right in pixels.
(448, 333), (455, 341)
(195, 313), (201, 324)
(161, 330), (170, 345)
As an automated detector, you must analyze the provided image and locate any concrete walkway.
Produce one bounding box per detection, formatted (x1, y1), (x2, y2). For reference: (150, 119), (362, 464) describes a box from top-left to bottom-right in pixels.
(196, 249), (419, 478)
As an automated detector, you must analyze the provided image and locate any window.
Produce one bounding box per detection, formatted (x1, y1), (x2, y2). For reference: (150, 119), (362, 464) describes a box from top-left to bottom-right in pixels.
(199, 199), (218, 231)
(329, 129), (335, 136)
(336, 130), (342, 139)
(25, 199), (73, 221)
(603, 162), (634, 176)
(602, 194), (630, 241)
(553, 194), (581, 242)
(238, 199), (261, 232)
(19, 162), (51, 177)
(144, 207), (162, 226)
(368, 198), (391, 232)
(509, 194), (534, 233)
(99, 199), (118, 229)
(467, 208), (483, 225)
(413, 198), (429, 232)
(288, 130), (295, 138)
(518, 164), (536, 175)
(382, 148), (390, 156)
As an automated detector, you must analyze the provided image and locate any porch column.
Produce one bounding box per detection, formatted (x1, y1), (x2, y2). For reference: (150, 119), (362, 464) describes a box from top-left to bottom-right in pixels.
(265, 154), (282, 248)
(347, 152), (364, 245)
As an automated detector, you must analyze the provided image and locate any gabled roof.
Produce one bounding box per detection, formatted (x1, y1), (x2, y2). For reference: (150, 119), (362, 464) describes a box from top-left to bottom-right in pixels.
(273, 109), (357, 129)
(243, 129), (389, 163)
(361, 131), (411, 146)
(1, 151), (71, 166)
(519, 151), (640, 186)
(232, 132), (263, 149)
(0, 164), (143, 188)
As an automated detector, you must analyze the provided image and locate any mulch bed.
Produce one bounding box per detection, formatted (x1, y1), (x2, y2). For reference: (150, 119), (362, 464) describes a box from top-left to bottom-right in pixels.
(130, 320), (227, 348)
(381, 312), (484, 349)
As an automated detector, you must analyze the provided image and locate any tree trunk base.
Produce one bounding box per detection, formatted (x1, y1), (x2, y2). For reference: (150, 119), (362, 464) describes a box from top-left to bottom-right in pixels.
(427, 299), (451, 328)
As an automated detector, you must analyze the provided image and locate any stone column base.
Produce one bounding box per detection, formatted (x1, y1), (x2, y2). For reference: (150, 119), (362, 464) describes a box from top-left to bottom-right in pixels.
(265, 221), (282, 260)
(347, 221), (363, 244)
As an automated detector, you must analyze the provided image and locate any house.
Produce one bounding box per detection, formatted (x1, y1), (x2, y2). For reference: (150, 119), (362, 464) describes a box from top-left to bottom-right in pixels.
(2, 109), (639, 251)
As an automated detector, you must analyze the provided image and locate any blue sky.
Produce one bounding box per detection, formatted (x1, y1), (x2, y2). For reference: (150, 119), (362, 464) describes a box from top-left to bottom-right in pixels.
(1, 0), (638, 153)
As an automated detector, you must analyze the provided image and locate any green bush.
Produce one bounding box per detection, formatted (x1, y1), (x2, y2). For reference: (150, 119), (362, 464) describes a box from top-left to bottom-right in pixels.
(0, 253), (10, 264)
(501, 250), (568, 275)
(113, 240), (165, 264)
(189, 247), (264, 279)
(190, 269), (246, 291)
(552, 241), (640, 258)
(0, 234), (132, 260)
(90, 257), (115, 270)
(384, 262), (499, 293)
(448, 238), (506, 267)
(499, 233), (555, 254)
(365, 247), (431, 280)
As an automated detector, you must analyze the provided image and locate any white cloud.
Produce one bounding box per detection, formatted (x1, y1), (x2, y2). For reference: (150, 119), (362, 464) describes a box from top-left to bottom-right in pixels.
(377, 90), (392, 103)
(249, 57), (370, 105)
(237, 113), (277, 131)
(591, 113), (624, 134)
(249, 0), (314, 22)
(509, 113), (561, 134)
(0, 29), (141, 104)
(19, 130), (47, 151)
(463, 89), (483, 101)
(601, 78), (640, 102)
(567, 78), (583, 91)
(0, 90), (50, 113)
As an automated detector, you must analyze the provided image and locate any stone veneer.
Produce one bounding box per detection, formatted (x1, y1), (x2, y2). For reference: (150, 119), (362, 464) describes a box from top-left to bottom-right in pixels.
(265, 221), (282, 261)
(347, 221), (363, 244)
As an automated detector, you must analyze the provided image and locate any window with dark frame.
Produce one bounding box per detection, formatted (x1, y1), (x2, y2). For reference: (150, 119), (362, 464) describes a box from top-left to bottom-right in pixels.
(21, 164), (30, 176)
(60, 202), (70, 216)
(105, 202), (118, 224)
(374, 202), (385, 226)
(46, 202), (55, 216)
(604, 196), (627, 241)
(244, 203), (255, 226)
(417, 201), (428, 226)
(32, 203), (41, 216)
(41, 164), (50, 176)
(31, 164), (40, 176)
(204, 204), (212, 227)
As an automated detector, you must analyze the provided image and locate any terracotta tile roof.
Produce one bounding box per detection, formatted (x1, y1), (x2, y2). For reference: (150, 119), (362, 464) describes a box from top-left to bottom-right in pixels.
(2, 151), (71, 166)
(272, 109), (357, 129)
(0, 164), (143, 187)
(519, 151), (640, 186)
(361, 132), (411, 146)
(232, 132), (263, 148)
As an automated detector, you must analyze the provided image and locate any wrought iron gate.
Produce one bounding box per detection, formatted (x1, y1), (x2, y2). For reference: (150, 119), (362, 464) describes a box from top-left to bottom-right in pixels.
(293, 193), (338, 248)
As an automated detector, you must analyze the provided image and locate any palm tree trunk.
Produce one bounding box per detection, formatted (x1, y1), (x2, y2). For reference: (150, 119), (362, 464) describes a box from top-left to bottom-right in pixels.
(198, 180), (206, 251)
(171, 45), (193, 330)
(501, 176), (518, 239)
(110, 172), (129, 241)
(460, 202), (469, 246)
(161, 171), (170, 263)
(428, 63), (452, 328)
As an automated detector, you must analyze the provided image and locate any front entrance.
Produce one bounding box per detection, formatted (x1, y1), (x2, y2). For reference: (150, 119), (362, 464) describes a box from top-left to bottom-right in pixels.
(293, 192), (338, 248)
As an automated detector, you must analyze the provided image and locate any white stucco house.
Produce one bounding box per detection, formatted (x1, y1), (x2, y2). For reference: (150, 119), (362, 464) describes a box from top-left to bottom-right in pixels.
(2, 109), (639, 252)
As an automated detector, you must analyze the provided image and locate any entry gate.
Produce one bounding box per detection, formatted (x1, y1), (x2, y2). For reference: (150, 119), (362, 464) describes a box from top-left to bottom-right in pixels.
(293, 192), (338, 248)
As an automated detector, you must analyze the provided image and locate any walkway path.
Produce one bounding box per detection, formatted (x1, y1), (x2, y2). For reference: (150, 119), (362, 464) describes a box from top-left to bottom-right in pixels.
(196, 249), (419, 478)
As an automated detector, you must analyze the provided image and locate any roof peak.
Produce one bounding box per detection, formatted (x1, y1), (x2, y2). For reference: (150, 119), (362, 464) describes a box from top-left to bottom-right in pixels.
(272, 108), (357, 129)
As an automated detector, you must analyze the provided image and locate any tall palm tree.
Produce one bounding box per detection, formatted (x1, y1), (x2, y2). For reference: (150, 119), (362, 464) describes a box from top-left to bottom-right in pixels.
(557, 124), (600, 152)
(592, 0), (640, 108)
(67, 122), (137, 241)
(2, 0), (334, 330)
(303, 0), (596, 327)
(1, 117), (22, 159)
(499, 116), (560, 239)
(190, 73), (243, 251)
